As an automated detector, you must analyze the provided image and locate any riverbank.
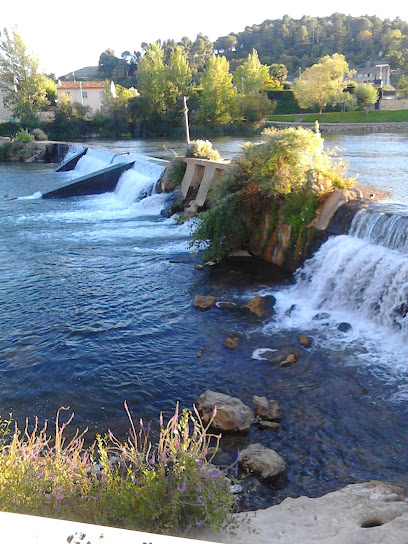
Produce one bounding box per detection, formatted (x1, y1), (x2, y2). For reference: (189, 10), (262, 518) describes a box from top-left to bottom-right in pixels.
(265, 120), (408, 133)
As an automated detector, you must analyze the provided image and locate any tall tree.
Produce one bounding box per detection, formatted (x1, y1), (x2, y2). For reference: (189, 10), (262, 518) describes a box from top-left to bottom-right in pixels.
(233, 49), (272, 94)
(200, 55), (236, 125)
(293, 53), (354, 116)
(354, 83), (379, 114)
(0, 27), (50, 123)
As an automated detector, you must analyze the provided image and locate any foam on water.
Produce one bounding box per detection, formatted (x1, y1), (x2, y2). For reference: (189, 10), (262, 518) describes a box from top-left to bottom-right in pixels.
(17, 191), (42, 200)
(258, 234), (408, 401)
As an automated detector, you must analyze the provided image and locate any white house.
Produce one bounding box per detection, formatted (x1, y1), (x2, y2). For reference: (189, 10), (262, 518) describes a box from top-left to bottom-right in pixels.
(351, 63), (391, 87)
(57, 81), (109, 112)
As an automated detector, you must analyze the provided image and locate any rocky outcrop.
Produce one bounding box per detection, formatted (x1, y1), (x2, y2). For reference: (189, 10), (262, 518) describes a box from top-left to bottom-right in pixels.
(202, 481), (408, 544)
(243, 296), (276, 319)
(252, 396), (280, 421)
(197, 390), (255, 433)
(239, 443), (286, 480)
(0, 141), (70, 163)
(245, 188), (367, 272)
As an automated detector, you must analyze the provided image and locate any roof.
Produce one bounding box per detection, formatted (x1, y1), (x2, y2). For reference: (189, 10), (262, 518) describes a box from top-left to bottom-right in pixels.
(57, 81), (107, 90)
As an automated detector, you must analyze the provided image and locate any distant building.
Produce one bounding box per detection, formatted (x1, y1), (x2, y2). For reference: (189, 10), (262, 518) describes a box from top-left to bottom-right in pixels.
(351, 63), (391, 87)
(57, 81), (108, 113)
(0, 80), (15, 121)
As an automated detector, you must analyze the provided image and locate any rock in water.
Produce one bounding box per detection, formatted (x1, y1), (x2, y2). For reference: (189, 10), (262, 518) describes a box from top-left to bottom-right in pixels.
(299, 334), (313, 347)
(243, 295), (276, 318)
(337, 322), (352, 333)
(225, 333), (240, 350)
(240, 443), (286, 480)
(253, 396), (281, 421)
(194, 295), (216, 310)
(197, 390), (255, 432)
(263, 347), (299, 365)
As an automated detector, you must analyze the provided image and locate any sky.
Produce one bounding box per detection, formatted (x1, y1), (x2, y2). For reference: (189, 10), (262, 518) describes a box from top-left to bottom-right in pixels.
(2, 0), (408, 78)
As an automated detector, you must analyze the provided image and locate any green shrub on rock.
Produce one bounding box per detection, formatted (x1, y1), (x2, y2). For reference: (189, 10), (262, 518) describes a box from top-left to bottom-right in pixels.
(192, 126), (355, 261)
(13, 128), (35, 143)
(186, 139), (221, 161)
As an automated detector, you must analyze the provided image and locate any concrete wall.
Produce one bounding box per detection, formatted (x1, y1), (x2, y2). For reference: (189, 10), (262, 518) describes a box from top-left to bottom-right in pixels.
(379, 97), (408, 111)
(179, 157), (231, 209)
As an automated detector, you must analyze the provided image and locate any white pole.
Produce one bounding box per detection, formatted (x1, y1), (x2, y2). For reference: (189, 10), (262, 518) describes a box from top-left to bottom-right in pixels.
(183, 95), (190, 146)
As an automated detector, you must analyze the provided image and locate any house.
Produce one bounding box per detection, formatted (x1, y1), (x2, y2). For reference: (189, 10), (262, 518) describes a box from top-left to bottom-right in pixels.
(351, 63), (391, 87)
(57, 81), (109, 113)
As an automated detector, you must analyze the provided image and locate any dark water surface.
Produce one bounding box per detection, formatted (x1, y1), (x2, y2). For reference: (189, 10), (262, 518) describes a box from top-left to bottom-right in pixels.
(1, 135), (408, 509)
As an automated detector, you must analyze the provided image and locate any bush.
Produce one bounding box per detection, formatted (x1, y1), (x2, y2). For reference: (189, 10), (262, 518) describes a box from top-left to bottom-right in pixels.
(13, 128), (35, 143)
(166, 158), (187, 188)
(30, 128), (48, 141)
(186, 139), (222, 161)
(192, 126), (356, 261)
(0, 121), (21, 137)
(0, 404), (234, 535)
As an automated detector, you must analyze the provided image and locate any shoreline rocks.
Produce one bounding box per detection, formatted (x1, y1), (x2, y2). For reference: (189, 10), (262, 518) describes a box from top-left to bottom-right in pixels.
(239, 443), (286, 480)
(197, 390), (255, 433)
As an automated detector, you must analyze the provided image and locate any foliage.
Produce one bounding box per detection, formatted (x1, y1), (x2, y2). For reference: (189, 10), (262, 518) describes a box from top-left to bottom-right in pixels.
(0, 27), (50, 123)
(0, 405), (234, 534)
(166, 158), (187, 188)
(397, 75), (408, 98)
(50, 95), (93, 140)
(354, 83), (379, 114)
(199, 55), (236, 126)
(293, 54), (354, 115)
(186, 139), (221, 161)
(96, 84), (139, 137)
(192, 126), (355, 261)
(30, 127), (48, 141)
(13, 128), (34, 143)
(0, 142), (12, 160)
(0, 121), (21, 137)
(233, 49), (276, 94)
(235, 93), (276, 124)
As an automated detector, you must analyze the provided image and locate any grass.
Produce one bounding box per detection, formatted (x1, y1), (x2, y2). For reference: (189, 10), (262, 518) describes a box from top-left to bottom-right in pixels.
(0, 404), (235, 536)
(268, 109), (408, 123)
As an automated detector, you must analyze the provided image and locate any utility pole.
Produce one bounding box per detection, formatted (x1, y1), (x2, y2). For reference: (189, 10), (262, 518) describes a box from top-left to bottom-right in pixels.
(183, 95), (190, 146)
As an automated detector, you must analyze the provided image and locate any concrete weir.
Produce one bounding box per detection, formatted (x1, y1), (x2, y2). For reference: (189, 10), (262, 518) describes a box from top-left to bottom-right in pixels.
(55, 147), (88, 172)
(42, 161), (135, 199)
(180, 157), (231, 207)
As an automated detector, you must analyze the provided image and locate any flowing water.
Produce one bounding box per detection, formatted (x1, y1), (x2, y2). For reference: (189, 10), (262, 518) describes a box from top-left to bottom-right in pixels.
(1, 134), (408, 509)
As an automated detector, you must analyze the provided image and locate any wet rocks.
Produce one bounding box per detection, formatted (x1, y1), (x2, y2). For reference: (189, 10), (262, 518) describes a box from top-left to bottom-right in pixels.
(239, 443), (286, 480)
(258, 420), (280, 432)
(263, 347), (299, 366)
(197, 390), (255, 433)
(313, 312), (331, 321)
(243, 295), (276, 319)
(299, 334), (313, 347)
(337, 322), (352, 333)
(253, 396), (280, 422)
(194, 295), (216, 310)
(225, 333), (240, 350)
(215, 301), (239, 310)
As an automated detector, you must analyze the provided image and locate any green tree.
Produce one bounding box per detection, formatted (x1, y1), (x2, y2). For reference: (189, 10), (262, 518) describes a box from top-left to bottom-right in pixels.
(165, 46), (192, 112)
(293, 53), (354, 116)
(233, 49), (272, 94)
(137, 42), (167, 117)
(397, 75), (408, 98)
(354, 83), (379, 114)
(0, 27), (50, 123)
(199, 55), (236, 125)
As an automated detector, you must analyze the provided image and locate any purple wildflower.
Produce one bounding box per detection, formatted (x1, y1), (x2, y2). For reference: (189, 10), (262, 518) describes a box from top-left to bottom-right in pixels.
(149, 453), (155, 465)
(196, 521), (202, 527)
(195, 485), (202, 492)
(177, 480), (187, 493)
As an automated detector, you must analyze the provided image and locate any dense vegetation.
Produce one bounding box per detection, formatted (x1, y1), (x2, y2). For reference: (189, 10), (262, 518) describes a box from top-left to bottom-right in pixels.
(191, 126), (356, 261)
(0, 405), (234, 534)
(3, 14), (408, 138)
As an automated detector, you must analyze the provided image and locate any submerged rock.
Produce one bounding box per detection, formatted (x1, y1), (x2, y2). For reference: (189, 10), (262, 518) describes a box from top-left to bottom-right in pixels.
(313, 312), (331, 321)
(239, 443), (286, 480)
(194, 295), (216, 310)
(243, 295), (276, 319)
(253, 396), (281, 421)
(225, 333), (240, 350)
(337, 322), (352, 333)
(216, 301), (239, 310)
(263, 347), (299, 365)
(258, 420), (280, 432)
(299, 334), (313, 347)
(197, 390), (255, 432)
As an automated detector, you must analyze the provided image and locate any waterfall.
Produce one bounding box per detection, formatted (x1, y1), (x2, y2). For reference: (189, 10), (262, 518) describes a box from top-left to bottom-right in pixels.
(350, 203), (408, 253)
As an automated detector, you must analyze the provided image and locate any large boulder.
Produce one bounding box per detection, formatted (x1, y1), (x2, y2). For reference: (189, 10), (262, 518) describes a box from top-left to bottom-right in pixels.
(243, 295), (276, 319)
(201, 481), (408, 544)
(239, 443), (286, 480)
(197, 390), (255, 432)
(253, 396), (281, 421)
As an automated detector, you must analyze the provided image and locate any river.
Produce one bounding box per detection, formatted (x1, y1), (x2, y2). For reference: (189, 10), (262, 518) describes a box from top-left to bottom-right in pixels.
(1, 132), (408, 509)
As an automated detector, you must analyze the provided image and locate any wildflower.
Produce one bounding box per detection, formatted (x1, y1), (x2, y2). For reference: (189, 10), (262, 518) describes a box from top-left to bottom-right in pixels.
(195, 485), (201, 492)
(159, 413), (163, 427)
(177, 480), (186, 493)
(139, 418), (143, 428)
(149, 453), (155, 465)
(56, 493), (63, 500)
(195, 521), (202, 527)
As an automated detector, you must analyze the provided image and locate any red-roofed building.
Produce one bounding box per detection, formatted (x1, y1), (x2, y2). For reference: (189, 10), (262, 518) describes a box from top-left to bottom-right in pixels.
(57, 81), (109, 113)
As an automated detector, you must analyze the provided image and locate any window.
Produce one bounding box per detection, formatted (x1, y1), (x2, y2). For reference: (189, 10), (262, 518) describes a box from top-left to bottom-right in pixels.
(65, 91), (71, 95)
(82, 91), (88, 99)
